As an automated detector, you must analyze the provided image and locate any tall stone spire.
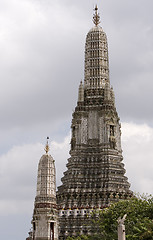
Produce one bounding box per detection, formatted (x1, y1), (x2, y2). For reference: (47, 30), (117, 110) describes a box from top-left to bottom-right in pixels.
(84, 6), (110, 92)
(57, 6), (132, 239)
(27, 138), (58, 240)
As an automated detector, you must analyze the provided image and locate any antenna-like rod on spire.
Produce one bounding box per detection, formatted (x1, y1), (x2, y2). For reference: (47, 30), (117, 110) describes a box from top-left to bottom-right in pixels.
(93, 5), (100, 26)
(44, 136), (50, 154)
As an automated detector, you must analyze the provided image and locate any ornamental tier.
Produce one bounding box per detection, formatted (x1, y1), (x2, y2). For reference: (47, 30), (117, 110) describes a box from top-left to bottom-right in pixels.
(57, 6), (132, 239)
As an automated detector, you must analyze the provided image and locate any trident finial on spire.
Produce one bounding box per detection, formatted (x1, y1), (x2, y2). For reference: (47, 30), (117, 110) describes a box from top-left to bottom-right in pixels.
(44, 136), (50, 154)
(93, 5), (100, 26)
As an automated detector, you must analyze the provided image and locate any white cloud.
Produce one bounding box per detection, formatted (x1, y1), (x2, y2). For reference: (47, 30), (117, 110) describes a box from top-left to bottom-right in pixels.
(122, 122), (153, 194)
(0, 135), (70, 216)
(51, 134), (71, 187)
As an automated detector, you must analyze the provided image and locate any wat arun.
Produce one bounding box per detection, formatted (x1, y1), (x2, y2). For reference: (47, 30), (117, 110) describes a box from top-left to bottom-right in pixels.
(57, 6), (132, 239)
(26, 6), (132, 240)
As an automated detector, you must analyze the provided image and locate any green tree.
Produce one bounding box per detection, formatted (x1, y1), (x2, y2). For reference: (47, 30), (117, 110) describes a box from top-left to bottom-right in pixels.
(66, 194), (153, 240)
(66, 236), (88, 240)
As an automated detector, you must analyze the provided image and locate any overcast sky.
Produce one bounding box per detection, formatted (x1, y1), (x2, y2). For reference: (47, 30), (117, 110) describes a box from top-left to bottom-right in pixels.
(0, 0), (153, 239)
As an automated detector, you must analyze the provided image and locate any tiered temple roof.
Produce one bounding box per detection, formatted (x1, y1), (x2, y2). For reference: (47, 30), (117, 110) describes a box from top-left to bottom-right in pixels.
(57, 6), (132, 239)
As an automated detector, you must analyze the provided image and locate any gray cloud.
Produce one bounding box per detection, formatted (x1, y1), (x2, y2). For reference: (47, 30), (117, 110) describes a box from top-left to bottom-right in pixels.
(0, 0), (153, 141)
(0, 0), (153, 239)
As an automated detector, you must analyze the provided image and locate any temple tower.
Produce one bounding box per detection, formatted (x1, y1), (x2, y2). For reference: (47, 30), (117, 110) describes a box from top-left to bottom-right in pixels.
(57, 6), (132, 239)
(27, 138), (58, 240)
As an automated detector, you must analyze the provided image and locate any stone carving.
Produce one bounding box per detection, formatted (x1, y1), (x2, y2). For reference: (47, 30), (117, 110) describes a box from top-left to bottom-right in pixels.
(27, 141), (58, 240)
(118, 214), (127, 240)
(57, 7), (132, 239)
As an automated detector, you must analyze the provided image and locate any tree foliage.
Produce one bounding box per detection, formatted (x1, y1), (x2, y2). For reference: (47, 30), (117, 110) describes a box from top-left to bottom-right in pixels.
(66, 194), (153, 240)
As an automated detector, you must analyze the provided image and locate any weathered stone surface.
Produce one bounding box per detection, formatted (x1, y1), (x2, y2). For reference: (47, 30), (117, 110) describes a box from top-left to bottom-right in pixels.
(27, 153), (58, 240)
(57, 11), (132, 240)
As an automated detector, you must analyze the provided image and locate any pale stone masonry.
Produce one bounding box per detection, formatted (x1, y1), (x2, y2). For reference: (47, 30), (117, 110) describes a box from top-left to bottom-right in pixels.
(57, 6), (132, 239)
(26, 141), (58, 240)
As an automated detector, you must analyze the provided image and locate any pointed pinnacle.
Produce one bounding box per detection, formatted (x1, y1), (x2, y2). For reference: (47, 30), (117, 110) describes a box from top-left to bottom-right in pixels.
(44, 136), (50, 154)
(93, 5), (101, 26)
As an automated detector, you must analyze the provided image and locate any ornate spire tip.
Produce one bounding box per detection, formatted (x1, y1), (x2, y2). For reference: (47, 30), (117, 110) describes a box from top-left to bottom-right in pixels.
(93, 5), (101, 26)
(44, 136), (50, 154)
